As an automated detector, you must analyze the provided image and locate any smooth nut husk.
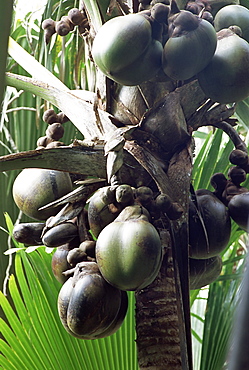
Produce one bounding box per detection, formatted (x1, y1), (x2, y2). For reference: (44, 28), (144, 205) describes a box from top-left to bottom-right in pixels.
(92, 14), (152, 76)
(189, 255), (222, 290)
(92, 14), (163, 85)
(214, 4), (249, 43)
(189, 189), (231, 259)
(87, 186), (121, 238)
(57, 262), (122, 338)
(162, 11), (217, 80)
(12, 168), (73, 220)
(96, 214), (162, 291)
(198, 29), (249, 103)
(42, 222), (78, 247)
(13, 222), (45, 245)
(228, 192), (249, 231)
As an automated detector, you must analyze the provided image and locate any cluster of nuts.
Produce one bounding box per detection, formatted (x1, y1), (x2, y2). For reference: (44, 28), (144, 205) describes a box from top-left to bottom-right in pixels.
(211, 149), (249, 207)
(36, 109), (69, 149)
(209, 149), (249, 231)
(138, 0), (169, 12)
(42, 7), (90, 44)
(185, 0), (214, 23)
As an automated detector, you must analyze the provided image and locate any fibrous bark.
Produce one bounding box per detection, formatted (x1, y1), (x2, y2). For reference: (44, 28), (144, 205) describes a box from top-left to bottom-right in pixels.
(136, 247), (182, 370)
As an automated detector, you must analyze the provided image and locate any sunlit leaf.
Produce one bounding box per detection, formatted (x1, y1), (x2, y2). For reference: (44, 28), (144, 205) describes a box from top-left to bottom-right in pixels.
(0, 248), (138, 370)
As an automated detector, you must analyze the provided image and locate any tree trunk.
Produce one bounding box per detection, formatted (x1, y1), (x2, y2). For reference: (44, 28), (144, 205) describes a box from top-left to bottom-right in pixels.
(135, 243), (182, 369)
(117, 76), (195, 368)
(128, 143), (193, 369)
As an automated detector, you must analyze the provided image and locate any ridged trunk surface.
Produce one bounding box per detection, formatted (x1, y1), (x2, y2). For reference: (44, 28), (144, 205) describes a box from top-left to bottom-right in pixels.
(136, 247), (182, 369)
(129, 147), (193, 370)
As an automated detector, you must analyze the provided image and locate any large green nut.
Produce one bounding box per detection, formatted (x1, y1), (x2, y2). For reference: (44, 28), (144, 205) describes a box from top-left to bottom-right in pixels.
(12, 168), (73, 220)
(58, 262), (123, 338)
(189, 189), (231, 259)
(162, 10), (217, 80)
(214, 4), (249, 43)
(96, 211), (162, 291)
(198, 29), (249, 103)
(92, 14), (163, 85)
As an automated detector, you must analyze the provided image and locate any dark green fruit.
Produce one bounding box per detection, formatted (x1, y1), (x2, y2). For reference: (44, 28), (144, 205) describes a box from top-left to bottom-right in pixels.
(96, 205), (162, 291)
(214, 4), (249, 43)
(162, 10), (217, 80)
(57, 262), (122, 338)
(229, 149), (249, 167)
(12, 168), (72, 220)
(198, 28), (249, 103)
(92, 14), (163, 85)
(13, 222), (45, 245)
(189, 255), (222, 290)
(91, 290), (128, 339)
(189, 189), (231, 259)
(42, 222), (78, 247)
(52, 244), (72, 284)
(228, 192), (249, 231)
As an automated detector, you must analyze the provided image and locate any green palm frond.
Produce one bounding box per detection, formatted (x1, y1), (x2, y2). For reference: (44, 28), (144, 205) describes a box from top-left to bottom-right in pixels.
(191, 239), (245, 370)
(193, 129), (234, 191)
(0, 247), (138, 370)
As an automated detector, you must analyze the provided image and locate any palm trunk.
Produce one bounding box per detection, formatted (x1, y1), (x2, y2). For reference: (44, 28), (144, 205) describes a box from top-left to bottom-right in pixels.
(127, 145), (193, 369)
(136, 247), (182, 369)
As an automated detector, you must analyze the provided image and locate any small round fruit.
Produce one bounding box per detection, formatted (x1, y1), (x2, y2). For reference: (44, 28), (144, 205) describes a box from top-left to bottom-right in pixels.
(12, 168), (73, 220)
(228, 192), (249, 231)
(189, 255), (222, 290)
(68, 8), (84, 26)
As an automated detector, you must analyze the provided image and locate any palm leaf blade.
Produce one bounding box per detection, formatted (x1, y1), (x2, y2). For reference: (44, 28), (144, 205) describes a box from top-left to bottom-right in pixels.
(1, 246), (138, 370)
(8, 275), (52, 369)
(0, 337), (24, 370)
(0, 315), (34, 369)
